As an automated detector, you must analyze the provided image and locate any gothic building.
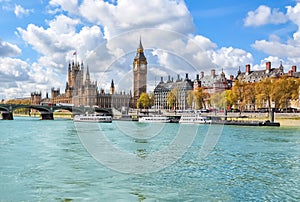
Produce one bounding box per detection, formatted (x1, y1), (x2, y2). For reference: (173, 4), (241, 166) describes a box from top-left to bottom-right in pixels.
(33, 61), (131, 110)
(133, 38), (147, 107)
(154, 74), (193, 110)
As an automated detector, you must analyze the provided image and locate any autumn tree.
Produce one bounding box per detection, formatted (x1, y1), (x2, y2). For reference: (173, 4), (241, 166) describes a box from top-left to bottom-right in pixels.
(255, 78), (274, 111)
(167, 87), (179, 109)
(137, 92), (150, 109)
(272, 76), (300, 110)
(231, 80), (246, 111)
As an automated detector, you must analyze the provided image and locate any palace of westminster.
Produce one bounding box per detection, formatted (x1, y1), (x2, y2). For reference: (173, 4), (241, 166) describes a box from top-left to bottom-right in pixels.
(31, 39), (300, 110)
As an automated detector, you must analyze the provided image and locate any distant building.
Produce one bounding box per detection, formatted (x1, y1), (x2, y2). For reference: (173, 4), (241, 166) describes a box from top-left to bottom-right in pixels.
(31, 61), (131, 110)
(154, 74), (193, 110)
(236, 62), (284, 82)
(195, 69), (231, 94)
(133, 38), (147, 107)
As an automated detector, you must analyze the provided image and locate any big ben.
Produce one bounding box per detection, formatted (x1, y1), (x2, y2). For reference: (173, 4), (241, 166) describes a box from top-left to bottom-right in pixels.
(133, 38), (147, 107)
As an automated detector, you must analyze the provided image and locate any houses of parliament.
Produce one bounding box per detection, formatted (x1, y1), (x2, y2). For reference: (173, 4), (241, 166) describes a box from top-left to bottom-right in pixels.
(31, 39), (148, 110)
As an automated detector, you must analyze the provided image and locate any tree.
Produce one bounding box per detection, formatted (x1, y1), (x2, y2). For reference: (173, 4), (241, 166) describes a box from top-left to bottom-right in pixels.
(148, 92), (155, 108)
(255, 78), (274, 111)
(244, 82), (256, 111)
(231, 80), (246, 111)
(225, 89), (236, 109)
(137, 92), (150, 109)
(186, 90), (195, 109)
(272, 76), (300, 111)
(194, 87), (209, 109)
(167, 87), (179, 109)
(210, 91), (227, 110)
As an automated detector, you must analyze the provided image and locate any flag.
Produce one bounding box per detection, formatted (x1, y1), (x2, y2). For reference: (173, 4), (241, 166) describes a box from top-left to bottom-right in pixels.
(73, 51), (77, 55)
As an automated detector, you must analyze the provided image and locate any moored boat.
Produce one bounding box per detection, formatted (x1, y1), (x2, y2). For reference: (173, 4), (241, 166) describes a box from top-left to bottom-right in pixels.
(179, 115), (211, 124)
(138, 116), (170, 123)
(73, 114), (112, 123)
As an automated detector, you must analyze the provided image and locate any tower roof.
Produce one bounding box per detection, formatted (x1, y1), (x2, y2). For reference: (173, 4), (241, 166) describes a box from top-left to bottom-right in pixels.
(134, 37), (147, 61)
(138, 36), (143, 50)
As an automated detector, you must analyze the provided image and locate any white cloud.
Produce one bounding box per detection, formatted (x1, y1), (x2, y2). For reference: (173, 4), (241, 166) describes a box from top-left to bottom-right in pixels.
(251, 3), (300, 66)
(2, 0), (258, 98)
(0, 57), (64, 99)
(14, 4), (33, 17)
(49, 0), (79, 15)
(244, 5), (288, 27)
(78, 0), (195, 39)
(0, 39), (21, 57)
(17, 14), (103, 69)
(209, 47), (253, 70)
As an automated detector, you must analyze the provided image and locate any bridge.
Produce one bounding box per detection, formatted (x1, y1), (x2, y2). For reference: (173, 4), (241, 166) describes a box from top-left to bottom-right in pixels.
(0, 104), (112, 120)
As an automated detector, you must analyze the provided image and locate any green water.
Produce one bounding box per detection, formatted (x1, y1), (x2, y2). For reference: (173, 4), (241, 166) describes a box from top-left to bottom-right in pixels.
(0, 117), (299, 201)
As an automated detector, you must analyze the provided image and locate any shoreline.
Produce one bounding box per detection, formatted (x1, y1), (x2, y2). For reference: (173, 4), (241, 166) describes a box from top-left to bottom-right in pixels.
(11, 112), (300, 127)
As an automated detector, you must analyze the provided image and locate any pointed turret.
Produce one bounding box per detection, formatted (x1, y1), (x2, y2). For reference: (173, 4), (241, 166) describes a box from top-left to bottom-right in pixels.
(86, 65), (90, 81)
(134, 36), (146, 61)
(110, 79), (115, 94)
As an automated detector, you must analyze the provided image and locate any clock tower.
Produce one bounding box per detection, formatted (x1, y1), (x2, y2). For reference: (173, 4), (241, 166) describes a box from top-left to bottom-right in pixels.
(133, 38), (147, 107)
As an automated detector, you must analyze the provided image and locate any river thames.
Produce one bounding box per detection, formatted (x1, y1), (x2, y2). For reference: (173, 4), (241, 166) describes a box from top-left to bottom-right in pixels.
(1, 117), (299, 201)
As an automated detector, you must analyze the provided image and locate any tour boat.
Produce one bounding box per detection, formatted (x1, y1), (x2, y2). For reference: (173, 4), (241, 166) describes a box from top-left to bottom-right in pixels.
(138, 116), (170, 123)
(73, 114), (112, 123)
(179, 115), (212, 124)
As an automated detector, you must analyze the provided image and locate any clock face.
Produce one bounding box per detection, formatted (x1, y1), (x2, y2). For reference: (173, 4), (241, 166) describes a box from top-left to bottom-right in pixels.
(134, 63), (138, 71)
(141, 64), (146, 70)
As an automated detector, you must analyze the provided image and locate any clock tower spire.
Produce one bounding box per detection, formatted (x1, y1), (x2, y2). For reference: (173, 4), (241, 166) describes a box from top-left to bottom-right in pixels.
(133, 37), (147, 108)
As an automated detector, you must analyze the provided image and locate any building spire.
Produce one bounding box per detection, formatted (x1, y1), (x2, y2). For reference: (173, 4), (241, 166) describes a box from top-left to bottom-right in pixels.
(86, 65), (90, 81)
(138, 35), (143, 51)
(110, 79), (115, 94)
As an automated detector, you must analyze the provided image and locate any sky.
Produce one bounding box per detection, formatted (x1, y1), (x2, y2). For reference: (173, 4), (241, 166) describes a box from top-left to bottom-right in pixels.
(0, 0), (300, 99)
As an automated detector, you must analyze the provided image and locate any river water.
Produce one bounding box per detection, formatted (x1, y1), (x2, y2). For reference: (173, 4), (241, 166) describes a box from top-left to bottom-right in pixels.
(0, 117), (299, 201)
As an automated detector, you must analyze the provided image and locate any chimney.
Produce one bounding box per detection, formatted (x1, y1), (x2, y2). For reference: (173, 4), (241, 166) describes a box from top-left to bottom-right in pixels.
(266, 62), (271, 74)
(200, 71), (204, 78)
(185, 73), (189, 81)
(246, 64), (251, 75)
(160, 76), (164, 83)
(292, 65), (297, 73)
(230, 75), (234, 80)
(211, 69), (216, 78)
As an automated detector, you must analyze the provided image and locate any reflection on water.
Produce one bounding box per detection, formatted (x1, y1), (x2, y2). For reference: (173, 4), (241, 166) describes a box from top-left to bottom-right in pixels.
(0, 117), (299, 201)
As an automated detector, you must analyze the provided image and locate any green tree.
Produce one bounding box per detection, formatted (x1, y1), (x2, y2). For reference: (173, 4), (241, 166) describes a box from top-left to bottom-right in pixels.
(210, 91), (227, 110)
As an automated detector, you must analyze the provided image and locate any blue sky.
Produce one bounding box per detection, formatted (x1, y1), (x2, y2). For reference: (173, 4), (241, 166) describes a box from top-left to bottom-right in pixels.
(0, 0), (300, 99)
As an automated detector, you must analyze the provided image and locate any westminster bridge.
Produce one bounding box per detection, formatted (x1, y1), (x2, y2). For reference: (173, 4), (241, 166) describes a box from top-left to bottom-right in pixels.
(0, 104), (112, 120)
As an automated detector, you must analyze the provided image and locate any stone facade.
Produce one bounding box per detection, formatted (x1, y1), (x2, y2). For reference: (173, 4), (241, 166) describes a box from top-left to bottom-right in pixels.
(133, 38), (147, 107)
(236, 62), (285, 82)
(154, 70), (231, 110)
(33, 61), (131, 110)
(154, 74), (193, 110)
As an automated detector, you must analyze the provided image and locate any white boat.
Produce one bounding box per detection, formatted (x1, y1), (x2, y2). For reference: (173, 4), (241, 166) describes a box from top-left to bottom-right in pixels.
(73, 114), (112, 123)
(138, 116), (170, 123)
(179, 115), (211, 124)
